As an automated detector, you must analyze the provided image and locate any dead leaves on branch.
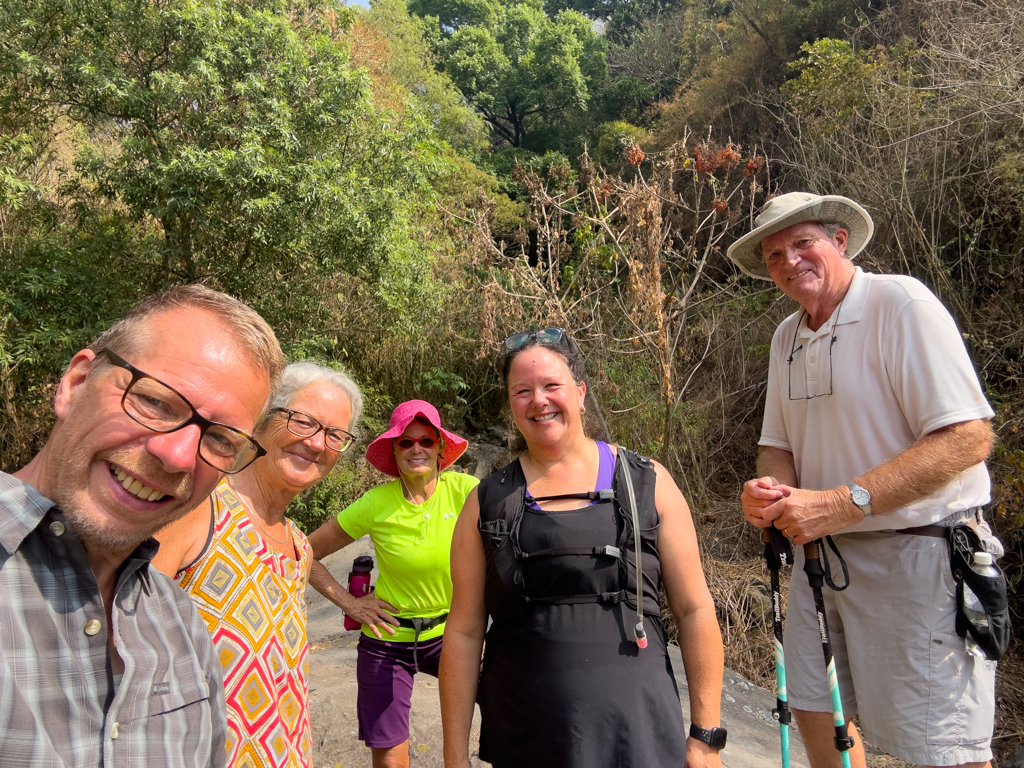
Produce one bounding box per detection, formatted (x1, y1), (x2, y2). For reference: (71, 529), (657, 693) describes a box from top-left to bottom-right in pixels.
(459, 128), (771, 452)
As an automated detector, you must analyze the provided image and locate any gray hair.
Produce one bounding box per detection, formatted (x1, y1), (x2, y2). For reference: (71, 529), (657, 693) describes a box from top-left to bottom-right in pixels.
(818, 221), (845, 240)
(264, 361), (363, 432)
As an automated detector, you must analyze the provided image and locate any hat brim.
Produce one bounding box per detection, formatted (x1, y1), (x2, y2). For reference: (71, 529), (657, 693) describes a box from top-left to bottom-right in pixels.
(727, 196), (874, 280)
(364, 410), (468, 477)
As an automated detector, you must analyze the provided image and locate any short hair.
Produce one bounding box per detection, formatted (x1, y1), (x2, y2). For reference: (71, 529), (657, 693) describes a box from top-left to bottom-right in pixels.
(89, 285), (285, 387)
(266, 361), (363, 431)
(818, 221), (845, 240)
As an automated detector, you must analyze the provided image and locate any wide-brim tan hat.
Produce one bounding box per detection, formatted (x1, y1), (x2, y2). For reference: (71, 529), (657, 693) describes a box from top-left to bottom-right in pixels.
(727, 192), (874, 280)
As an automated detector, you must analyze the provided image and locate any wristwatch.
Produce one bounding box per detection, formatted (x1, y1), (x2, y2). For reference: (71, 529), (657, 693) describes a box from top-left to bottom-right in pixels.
(689, 724), (728, 749)
(846, 482), (872, 517)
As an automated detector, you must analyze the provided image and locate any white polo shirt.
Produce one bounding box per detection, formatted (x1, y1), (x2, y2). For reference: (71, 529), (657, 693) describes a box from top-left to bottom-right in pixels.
(760, 267), (993, 532)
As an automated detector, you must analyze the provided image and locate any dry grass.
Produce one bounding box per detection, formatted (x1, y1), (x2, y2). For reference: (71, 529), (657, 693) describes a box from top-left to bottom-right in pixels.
(994, 643), (1024, 764)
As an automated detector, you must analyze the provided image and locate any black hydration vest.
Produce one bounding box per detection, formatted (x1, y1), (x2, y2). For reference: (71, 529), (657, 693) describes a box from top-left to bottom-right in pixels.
(477, 448), (663, 628)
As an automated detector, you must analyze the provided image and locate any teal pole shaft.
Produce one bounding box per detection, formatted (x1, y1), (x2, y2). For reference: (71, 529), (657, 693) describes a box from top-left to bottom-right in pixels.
(764, 529), (792, 768)
(775, 631), (791, 768)
(803, 540), (854, 768)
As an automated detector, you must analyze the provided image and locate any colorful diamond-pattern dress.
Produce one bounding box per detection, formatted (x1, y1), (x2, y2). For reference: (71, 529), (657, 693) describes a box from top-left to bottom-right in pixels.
(176, 478), (312, 768)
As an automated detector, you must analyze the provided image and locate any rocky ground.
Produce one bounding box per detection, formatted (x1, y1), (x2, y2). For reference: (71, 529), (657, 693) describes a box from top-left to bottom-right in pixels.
(305, 529), (810, 768)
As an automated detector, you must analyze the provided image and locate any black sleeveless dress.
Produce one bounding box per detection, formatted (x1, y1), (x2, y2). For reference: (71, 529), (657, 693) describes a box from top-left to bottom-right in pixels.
(476, 456), (688, 767)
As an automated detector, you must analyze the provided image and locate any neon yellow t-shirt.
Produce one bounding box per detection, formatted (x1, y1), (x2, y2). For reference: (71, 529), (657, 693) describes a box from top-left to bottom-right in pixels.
(337, 471), (479, 643)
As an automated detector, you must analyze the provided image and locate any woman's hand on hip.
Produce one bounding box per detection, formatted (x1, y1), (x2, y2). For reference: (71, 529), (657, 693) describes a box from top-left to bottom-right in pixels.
(344, 592), (399, 638)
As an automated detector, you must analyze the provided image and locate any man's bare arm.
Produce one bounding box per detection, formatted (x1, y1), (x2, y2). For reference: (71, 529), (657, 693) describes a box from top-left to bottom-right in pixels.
(763, 419), (993, 543)
(756, 446), (799, 487)
(857, 419), (993, 515)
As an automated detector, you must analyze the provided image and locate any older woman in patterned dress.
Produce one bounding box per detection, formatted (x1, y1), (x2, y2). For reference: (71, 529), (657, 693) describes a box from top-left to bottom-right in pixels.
(154, 362), (362, 768)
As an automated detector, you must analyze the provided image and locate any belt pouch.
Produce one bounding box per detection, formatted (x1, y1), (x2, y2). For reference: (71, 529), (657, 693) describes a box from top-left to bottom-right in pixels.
(948, 524), (1011, 661)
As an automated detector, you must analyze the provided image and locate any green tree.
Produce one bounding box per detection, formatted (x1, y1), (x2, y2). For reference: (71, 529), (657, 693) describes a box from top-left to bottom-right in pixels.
(362, 0), (488, 151)
(442, 1), (607, 147)
(407, 0), (501, 34)
(0, 0), (456, 465)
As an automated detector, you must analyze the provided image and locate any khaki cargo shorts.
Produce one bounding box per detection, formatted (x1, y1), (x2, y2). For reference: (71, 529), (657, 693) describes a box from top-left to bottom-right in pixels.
(783, 518), (1001, 765)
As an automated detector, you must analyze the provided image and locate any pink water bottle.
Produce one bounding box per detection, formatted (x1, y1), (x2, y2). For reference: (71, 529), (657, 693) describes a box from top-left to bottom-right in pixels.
(344, 556), (374, 631)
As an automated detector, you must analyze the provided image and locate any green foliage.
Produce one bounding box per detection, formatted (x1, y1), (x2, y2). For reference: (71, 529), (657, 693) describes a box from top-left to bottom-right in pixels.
(442, 2), (608, 147)
(0, 0), (471, 467)
(593, 120), (648, 168)
(408, 0), (501, 33)
(782, 39), (885, 120)
(362, 0), (489, 151)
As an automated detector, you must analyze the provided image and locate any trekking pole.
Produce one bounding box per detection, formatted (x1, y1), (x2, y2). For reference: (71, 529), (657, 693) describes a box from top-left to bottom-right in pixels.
(803, 540), (855, 768)
(763, 528), (792, 768)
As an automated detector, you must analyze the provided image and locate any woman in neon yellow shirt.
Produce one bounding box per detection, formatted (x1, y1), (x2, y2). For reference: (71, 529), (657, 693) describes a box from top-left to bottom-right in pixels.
(308, 400), (478, 768)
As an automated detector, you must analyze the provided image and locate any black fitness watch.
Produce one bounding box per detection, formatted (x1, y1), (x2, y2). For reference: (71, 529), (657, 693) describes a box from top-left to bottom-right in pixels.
(689, 724), (728, 749)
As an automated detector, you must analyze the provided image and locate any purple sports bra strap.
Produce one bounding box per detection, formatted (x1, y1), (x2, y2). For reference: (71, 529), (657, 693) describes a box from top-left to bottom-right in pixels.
(595, 440), (615, 492)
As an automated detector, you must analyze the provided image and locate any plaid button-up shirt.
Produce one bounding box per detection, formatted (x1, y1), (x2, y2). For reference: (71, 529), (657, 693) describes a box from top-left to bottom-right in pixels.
(0, 471), (226, 767)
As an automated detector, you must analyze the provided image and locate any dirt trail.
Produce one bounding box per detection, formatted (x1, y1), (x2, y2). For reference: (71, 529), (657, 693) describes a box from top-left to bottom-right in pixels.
(306, 537), (810, 768)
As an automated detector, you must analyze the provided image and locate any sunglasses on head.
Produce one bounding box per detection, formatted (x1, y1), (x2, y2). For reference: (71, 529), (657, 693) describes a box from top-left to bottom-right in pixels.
(395, 436), (438, 450)
(502, 327), (569, 352)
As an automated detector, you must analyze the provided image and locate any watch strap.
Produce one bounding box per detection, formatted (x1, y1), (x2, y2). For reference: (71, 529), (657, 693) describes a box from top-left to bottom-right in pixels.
(846, 482), (872, 517)
(689, 724), (727, 749)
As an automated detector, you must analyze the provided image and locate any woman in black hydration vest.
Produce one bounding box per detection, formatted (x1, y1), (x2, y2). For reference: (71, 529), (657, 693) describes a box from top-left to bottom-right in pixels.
(439, 328), (726, 768)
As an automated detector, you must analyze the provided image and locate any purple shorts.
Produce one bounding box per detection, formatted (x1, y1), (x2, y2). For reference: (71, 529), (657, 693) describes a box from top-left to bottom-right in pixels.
(356, 633), (443, 749)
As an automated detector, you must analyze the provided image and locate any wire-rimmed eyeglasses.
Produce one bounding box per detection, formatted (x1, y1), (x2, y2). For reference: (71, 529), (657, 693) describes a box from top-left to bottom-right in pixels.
(786, 301), (843, 401)
(99, 348), (267, 474)
(272, 408), (355, 452)
(502, 327), (569, 352)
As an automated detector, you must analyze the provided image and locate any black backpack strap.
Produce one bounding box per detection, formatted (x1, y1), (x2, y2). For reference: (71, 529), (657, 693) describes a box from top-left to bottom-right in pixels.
(525, 590), (628, 606)
(612, 448), (662, 617)
(521, 545), (622, 559)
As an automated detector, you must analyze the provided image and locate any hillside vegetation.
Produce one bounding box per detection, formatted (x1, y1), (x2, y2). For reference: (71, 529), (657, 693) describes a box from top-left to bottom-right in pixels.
(2, 0), (1022, 759)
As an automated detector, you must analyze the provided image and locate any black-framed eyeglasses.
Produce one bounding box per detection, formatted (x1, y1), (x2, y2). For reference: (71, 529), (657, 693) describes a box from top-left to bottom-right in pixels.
(786, 301), (843, 401)
(272, 408), (355, 452)
(502, 327), (569, 352)
(99, 348), (267, 474)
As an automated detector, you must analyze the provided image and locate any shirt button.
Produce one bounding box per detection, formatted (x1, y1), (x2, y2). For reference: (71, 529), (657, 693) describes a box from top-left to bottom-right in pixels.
(50, 521), (65, 536)
(84, 620), (102, 636)
(110, 721), (120, 739)
(424, 514), (430, 520)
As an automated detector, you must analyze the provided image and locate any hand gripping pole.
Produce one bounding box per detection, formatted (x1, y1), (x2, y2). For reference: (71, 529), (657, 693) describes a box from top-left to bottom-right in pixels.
(764, 528), (792, 768)
(803, 540), (855, 767)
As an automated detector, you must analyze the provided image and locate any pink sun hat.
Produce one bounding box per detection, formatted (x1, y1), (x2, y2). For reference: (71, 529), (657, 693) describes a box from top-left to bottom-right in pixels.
(365, 400), (469, 477)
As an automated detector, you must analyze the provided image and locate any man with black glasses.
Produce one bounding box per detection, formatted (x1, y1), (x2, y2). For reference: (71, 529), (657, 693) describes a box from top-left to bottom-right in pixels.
(733, 193), (1000, 768)
(0, 285), (284, 767)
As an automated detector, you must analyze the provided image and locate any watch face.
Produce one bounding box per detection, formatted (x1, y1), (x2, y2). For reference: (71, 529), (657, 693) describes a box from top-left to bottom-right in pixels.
(709, 728), (728, 749)
(851, 487), (871, 506)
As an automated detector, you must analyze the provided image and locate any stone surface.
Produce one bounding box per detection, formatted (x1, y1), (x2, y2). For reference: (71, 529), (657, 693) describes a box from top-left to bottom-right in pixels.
(307, 539), (810, 768)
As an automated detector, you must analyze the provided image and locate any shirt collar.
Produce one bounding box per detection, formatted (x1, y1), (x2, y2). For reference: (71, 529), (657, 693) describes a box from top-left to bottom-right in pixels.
(796, 266), (868, 340)
(0, 471), (57, 554)
(0, 471), (159, 567)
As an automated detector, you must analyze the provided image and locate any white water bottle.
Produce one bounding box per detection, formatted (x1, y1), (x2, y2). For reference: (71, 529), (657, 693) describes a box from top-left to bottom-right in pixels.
(962, 551), (998, 660)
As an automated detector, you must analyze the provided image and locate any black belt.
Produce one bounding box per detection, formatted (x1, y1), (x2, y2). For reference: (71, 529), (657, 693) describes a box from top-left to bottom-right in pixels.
(889, 509), (982, 538)
(394, 613), (448, 673)
(395, 614), (448, 632)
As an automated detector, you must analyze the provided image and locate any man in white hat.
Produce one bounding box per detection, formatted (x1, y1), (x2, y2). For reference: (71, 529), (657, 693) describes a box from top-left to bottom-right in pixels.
(734, 193), (1000, 768)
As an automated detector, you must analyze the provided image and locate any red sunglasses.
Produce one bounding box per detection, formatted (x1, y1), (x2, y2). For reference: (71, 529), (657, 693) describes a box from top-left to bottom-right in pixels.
(394, 436), (438, 450)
